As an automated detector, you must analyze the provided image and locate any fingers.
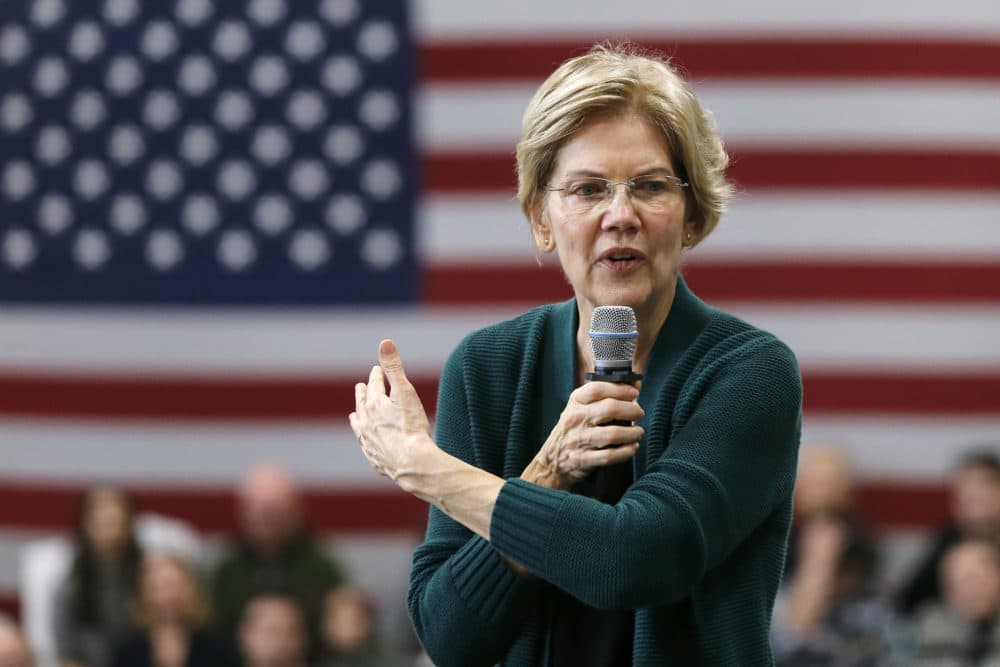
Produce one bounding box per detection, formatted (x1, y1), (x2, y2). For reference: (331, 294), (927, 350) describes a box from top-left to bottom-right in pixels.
(576, 443), (640, 469)
(584, 424), (644, 449)
(586, 397), (644, 425)
(378, 339), (410, 392)
(573, 381), (639, 404)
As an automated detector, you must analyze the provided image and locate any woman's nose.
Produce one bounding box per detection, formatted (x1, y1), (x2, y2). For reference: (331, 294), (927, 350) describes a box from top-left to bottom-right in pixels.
(600, 188), (640, 232)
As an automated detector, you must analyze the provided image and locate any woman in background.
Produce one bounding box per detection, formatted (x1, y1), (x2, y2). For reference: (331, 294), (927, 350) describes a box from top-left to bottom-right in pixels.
(55, 485), (142, 667)
(111, 552), (235, 667)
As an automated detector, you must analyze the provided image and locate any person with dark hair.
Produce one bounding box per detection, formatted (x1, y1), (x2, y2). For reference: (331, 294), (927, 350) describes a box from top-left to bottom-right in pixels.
(349, 43), (802, 665)
(238, 592), (309, 667)
(896, 450), (1000, 615)
(54, 485), (143, 667)
(317, 586), (395, 667)
(913, 538), (1000, 666)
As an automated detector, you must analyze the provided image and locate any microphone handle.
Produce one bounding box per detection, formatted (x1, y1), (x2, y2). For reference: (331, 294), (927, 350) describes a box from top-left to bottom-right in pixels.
(579, 367), (643, 503)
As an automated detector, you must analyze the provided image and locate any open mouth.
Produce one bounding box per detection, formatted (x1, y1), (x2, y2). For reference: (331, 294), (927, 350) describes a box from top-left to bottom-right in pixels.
(599, 249), (644, 271)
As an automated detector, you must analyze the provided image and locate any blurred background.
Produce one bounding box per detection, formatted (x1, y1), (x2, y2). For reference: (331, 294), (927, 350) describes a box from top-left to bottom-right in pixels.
(1, 0), (998, 665)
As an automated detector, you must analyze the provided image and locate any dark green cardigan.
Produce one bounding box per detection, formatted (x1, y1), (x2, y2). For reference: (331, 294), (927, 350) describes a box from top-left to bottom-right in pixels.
(408, 278), (802, 666)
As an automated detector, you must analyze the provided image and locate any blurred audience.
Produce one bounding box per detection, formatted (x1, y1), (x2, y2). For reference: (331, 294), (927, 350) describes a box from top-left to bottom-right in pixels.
(0, 615), (34, 667)
(238, 592), (309, 667)
(211, 464), (345, 654)
(111, 552), (235, 667)
(772, 445), (898, 666)
(318, 585), (395, 667)
(896, 451), (1000, 615)
(912, 538), (1000, 666)
(53, 485), (142, 667)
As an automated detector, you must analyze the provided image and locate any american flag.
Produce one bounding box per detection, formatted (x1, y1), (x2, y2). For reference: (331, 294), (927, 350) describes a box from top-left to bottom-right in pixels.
(1, 0), (999, 629)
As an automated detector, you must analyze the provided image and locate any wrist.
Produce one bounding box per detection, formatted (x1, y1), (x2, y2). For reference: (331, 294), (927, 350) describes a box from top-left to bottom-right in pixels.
(521, 457), (564, 489)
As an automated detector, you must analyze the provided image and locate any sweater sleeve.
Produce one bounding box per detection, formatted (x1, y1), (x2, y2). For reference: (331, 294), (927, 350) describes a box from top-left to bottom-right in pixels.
(490, 335), (802, 609)
(407, 341), (541, 667)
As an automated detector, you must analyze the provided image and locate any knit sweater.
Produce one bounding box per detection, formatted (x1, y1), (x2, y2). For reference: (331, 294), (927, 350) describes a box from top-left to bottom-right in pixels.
(408, 278), (803, 666)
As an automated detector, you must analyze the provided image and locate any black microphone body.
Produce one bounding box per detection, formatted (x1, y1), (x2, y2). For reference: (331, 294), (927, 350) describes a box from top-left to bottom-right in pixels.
(577, 306), (643, 504)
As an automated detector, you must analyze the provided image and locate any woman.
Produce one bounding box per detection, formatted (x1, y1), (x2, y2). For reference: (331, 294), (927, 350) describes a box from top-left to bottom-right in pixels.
(349, 44), (802, 665)
(54, 485), (142, 667)
(111, 552), (236, 667)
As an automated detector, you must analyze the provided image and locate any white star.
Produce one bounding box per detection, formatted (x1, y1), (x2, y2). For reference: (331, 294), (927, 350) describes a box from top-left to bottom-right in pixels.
(289, 229), (330, 270)
(182, 195), (220, 236)
(146, 229), (184, 271)
(74, 228), (111, 270)
(325, 194), (366, 235)
(218, 230), (257, 272)
(2, 229), (37, 270)
(110, 194), (147, 235)
(361, 228), (402, 271)
(357, 20), (398, 62)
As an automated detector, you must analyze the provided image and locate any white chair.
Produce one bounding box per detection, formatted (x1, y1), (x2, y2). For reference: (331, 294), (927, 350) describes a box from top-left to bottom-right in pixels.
(18, 513), (204, 667)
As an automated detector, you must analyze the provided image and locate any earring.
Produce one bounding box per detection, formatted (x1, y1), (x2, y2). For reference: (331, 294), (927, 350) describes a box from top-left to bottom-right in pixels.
(685, 231), (693, 246)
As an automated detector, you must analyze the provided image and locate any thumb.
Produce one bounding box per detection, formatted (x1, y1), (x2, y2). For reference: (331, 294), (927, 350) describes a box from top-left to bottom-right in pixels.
(378, 339), (409, 389)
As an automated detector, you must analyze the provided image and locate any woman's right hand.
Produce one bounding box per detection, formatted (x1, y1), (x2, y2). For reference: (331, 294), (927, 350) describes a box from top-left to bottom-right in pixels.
(523, 381), (644, 490)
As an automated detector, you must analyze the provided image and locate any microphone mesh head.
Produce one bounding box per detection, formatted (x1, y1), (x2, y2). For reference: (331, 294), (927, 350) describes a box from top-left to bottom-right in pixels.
(589, 306), (638, 368)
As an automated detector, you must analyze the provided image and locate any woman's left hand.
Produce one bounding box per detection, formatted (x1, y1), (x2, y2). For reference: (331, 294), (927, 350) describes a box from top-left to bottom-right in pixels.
(349, 339), (436, 484)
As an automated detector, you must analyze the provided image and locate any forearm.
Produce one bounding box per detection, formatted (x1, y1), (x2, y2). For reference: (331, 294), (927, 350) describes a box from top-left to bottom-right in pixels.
(398, 440), (505, 541)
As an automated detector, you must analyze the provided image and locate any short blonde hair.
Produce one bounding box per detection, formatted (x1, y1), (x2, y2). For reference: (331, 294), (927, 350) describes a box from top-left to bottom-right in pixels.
(516, 43), (732, 245)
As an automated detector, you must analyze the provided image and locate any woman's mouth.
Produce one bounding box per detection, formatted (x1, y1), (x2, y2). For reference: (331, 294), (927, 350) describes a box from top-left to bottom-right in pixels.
(599, 248), (645, 272)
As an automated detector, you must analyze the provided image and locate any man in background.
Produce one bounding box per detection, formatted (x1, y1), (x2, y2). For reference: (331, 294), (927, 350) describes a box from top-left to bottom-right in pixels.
(212, 464), (345, 654)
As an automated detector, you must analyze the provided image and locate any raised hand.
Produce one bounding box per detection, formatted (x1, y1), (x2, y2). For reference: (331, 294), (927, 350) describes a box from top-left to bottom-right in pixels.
(349, 339), (435, 484)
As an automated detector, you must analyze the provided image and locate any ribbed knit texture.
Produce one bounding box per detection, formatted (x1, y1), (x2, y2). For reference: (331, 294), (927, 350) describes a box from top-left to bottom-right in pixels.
(408, 278), (803, 666)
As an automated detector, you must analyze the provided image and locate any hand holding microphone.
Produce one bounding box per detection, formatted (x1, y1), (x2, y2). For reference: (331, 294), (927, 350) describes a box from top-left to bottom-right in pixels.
(523, 306), (644, 491)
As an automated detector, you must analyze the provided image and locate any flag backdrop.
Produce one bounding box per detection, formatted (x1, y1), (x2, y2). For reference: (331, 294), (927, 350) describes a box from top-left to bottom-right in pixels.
(2, 0), (1000, 620)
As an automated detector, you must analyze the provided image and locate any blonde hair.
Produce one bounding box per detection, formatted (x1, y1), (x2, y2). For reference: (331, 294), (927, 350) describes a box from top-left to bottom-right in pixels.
(131, 552), (211, 629)
(516, 43), (733, 245)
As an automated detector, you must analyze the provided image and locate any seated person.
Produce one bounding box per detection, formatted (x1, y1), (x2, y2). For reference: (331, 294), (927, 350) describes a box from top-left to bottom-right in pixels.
(318, 585), (395, 667)
(913, 538), (1000, 666)
(238, 592), (309, 667)
(112, 552), (236, 667)
(772, 512), (897, 666)
(896, 450), (1000, 615)
(54, 485), (142, 667)
(212, 465), (344, 653)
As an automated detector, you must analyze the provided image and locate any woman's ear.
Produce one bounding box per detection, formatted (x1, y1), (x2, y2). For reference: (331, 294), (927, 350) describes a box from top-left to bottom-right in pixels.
(529, 211), (555, 253)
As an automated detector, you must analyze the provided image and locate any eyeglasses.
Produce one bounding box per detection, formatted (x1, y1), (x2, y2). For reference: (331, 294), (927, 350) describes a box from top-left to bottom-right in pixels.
(545, 174), (689, 214)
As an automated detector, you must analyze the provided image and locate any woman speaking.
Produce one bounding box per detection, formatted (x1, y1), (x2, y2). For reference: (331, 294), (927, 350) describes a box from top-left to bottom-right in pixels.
(349, 43), (802, 666)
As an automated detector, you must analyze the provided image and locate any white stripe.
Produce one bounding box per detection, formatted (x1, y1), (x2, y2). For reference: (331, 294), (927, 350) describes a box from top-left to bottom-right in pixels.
(3, 305), (1000, 372)
(414, 0), (1000, 38)
(420, 193), (1000, 262)
(1, 416), (996, 486)
(0, 419), (388, 487)
(418, 82), (1000, 149)
(801, 416), (1000, 479)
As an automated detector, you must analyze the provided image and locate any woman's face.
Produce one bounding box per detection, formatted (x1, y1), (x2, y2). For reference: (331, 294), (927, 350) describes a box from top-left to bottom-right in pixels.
(531, 113), (691, 317)
(141, 555), (194, 622)
(84, 488), (130, 558)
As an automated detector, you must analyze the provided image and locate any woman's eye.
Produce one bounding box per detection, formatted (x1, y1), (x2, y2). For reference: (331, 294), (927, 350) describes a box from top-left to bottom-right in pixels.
(635, 178), (668, 193)
(570, 182), (604, 197)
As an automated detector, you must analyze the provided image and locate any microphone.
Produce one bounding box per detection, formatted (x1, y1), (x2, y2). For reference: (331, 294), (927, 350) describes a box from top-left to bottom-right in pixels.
(585, 306), (643, 385)
(580, 306), (643, 503)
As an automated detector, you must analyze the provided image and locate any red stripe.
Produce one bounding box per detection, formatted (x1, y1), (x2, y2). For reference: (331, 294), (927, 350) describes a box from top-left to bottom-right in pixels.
(0, 480), (949, 533)
(425, 261), (1000, 304)
(2, 370), (1000, 419)
(0, 483), (427, 535)
(420, 39), (1000, 81)
(0, 595), (19, 620)
(424, 149), (1000, 193)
